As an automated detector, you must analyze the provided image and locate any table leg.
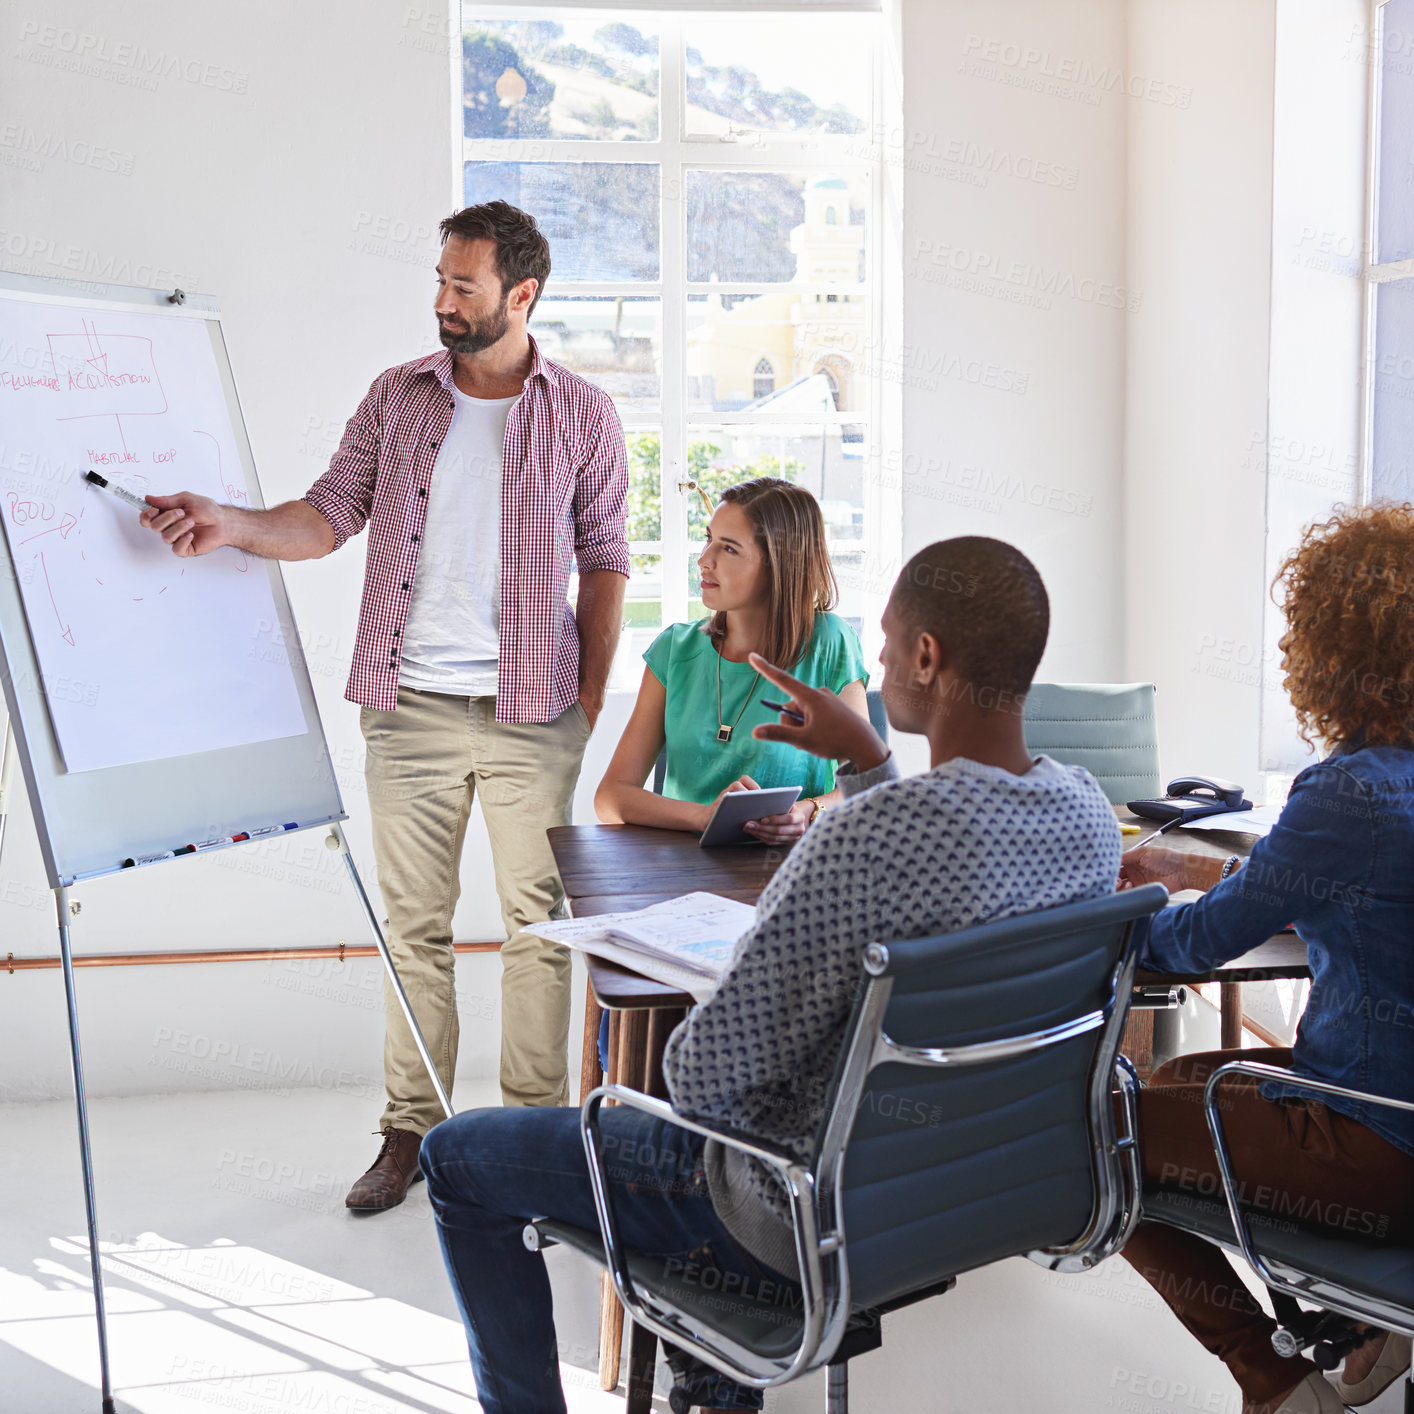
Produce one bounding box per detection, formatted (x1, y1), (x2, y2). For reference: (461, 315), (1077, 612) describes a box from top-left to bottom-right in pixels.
(1220, 981), (1244, 1050)
(580, 977), (604, 1104)
(623, 1011), (686, 1413)
(598, 1270), (620, 1394)
(598, 1008), (625, 1394)
(626, 1320), (659, 1414)
(597, 1008), (650, 1394)
(593, 1006), (687, 1400)
(1120, 1009), (1155, 1082)
(644, 1006), (687, 1097)
(616, 1010), (650, 1090)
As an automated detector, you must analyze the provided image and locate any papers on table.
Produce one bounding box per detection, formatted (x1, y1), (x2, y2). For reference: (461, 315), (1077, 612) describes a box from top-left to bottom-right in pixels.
(1178, 803), (1284, 838)
(528, 891), (757, 1003)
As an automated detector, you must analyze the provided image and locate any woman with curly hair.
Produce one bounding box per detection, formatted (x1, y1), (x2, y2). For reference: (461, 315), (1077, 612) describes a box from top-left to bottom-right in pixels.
(1119, 503), (1414, 1414)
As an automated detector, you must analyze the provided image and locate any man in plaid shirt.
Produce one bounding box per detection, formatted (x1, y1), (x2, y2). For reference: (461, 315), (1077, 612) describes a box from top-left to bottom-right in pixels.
(142, 202), (630, 1210)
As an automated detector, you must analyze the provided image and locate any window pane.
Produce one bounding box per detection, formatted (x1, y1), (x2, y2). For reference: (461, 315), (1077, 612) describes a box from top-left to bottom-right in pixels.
(625, 430), (663, 561)
(1377, 0), (1414, 262)
(684, 16), (871, 139)
(532, 296), (661, 413)
(686, 171), (866, 285)
(620, 431), (664, 674)
(1373, 278), (1414, 500)
(461, 17), (658, 140)
(682, 423), (867, 620)
(688, 290), (868, 414)
(618, 552), (663, 686)
(464, 162), (659, 280)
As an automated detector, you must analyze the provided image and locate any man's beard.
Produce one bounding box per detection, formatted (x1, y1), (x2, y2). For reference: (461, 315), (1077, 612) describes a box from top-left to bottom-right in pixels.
(437, 297), (511, 354)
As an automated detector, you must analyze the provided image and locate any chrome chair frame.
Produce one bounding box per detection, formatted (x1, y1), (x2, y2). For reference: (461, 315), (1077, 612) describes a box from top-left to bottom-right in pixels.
(1202, 1060), (1414, 1340)
(575, 885), (1164, 1392)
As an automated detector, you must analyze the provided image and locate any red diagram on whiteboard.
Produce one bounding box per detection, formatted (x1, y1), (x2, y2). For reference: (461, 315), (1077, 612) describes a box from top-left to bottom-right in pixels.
(0, 317), (252, 648)
(48, 322), (168, 421)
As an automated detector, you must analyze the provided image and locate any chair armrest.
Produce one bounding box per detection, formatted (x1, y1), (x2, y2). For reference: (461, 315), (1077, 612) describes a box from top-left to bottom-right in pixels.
(1200, 1060), (1414, 1293)
(1203, 1061), (1414, 1116)
(577, 1083), (831, 1390)
(583, 1084), (806, 1173)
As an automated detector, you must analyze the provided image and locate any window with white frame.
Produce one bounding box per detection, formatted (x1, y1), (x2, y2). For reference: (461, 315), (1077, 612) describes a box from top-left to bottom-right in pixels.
(457, 5), (883, 680)
(1366, 0), (1414, 503)
(1260, 1), (1410, 786)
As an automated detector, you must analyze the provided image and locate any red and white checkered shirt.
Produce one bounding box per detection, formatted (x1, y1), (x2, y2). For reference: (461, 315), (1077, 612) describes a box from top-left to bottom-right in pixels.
(303, 337), (630, 721)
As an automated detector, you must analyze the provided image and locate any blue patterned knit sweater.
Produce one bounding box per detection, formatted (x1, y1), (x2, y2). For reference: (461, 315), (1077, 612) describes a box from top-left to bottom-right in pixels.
(661, 751), (1123, 1274)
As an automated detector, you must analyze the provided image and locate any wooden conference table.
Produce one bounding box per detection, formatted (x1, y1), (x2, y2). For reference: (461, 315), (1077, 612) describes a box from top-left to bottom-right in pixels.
(547, 809), (1312, 1400)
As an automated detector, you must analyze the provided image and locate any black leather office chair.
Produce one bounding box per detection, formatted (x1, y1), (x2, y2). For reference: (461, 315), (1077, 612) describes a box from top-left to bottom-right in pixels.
(1144, 1062), (1414, 1411)
(530, 884), (1168, 1412)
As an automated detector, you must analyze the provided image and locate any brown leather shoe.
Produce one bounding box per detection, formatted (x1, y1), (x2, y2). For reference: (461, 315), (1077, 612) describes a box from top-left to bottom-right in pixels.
(345, 1129), (424, 1211)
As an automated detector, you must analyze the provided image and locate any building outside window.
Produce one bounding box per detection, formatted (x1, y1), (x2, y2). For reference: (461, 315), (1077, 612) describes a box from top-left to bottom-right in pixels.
(751, 358), (776, 400)
(458, 5), (883, 679)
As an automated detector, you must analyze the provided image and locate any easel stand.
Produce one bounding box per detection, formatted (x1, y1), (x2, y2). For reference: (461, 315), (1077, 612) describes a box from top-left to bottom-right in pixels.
(3, 745), (453, 1412)
(52, 881), (115, 1414)
(0, 271), (444, 1412)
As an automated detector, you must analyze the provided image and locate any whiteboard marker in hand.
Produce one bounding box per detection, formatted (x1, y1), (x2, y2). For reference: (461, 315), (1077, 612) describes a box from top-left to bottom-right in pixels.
(83, 470), (152, 513)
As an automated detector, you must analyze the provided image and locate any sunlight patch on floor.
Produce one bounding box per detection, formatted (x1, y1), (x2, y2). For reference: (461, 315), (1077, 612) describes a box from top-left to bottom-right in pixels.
(0, 1232), (630, 1412)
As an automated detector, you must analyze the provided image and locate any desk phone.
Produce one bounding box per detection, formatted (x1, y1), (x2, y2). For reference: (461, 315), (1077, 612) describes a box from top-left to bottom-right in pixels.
(1128, 775), (1254, 825)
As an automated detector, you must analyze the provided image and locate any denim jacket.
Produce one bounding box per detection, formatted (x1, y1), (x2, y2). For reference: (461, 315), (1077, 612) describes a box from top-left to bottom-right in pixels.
(1141, 744), (1414, 1157)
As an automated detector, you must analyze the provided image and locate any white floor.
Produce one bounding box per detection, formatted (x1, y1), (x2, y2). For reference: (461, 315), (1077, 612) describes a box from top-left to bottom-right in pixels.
(3, 1087), (1405, 1414)
(0, 1083), (623, 1414)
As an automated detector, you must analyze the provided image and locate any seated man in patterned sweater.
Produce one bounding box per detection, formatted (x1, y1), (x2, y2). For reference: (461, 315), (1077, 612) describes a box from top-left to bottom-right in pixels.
(421, 537), (1122, 1414)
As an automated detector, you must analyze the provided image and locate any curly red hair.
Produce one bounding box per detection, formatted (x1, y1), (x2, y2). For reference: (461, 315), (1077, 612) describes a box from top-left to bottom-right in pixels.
(1273, 502), (1414, 750)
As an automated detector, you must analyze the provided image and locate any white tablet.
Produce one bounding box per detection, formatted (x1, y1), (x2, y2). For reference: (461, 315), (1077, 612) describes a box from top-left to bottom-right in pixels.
(698, 786), (803, 848)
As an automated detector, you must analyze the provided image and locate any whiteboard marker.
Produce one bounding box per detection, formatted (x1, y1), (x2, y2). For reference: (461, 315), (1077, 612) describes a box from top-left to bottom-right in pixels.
(83, 469), (152, 512)
(247, 823), (298, 839)
(191, 832), (250, 852)
(122, 845), (196, 868)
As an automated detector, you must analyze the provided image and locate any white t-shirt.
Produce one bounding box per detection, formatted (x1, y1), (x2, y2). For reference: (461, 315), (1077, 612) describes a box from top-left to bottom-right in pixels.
(398, 387), (519, 697)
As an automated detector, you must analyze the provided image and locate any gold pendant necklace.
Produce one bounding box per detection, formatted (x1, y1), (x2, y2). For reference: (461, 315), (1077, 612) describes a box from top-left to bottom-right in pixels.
(715, 651), (761, 744)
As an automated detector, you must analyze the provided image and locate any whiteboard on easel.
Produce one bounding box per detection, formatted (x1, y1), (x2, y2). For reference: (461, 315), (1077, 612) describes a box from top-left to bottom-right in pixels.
(0, 272), (345, 887)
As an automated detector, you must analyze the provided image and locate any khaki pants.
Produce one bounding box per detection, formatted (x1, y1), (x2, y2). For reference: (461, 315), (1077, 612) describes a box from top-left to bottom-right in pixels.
(360, 687), (591, 1135)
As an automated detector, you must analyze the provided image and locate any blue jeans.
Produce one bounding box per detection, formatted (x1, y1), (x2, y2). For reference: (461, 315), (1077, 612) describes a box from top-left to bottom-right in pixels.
(421, 1105), (796, 1413)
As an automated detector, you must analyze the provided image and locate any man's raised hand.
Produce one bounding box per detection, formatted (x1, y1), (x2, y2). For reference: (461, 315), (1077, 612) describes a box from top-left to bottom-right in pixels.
(140, 492), (227, 558)
(748, 653), (888, 771)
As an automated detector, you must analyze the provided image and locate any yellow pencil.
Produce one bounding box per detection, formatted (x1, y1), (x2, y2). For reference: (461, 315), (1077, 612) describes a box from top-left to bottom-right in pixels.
(1120, 823), (1142, 835)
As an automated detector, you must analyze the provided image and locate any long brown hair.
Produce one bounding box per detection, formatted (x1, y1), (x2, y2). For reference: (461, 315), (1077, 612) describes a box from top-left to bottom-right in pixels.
(708, 477), (838, 669)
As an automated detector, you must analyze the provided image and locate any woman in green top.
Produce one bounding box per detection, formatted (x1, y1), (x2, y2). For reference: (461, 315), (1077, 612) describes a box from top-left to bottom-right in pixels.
(596, 477), (870, 845)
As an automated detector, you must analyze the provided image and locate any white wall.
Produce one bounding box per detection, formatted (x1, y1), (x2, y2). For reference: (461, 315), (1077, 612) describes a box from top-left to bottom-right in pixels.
(1122, 0), (1278, 788)
(899, 0), (1129, 685)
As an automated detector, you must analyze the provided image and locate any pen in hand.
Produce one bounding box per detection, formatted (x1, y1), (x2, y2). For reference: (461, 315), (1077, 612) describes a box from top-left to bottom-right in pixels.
(761, 698), (805, 724)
